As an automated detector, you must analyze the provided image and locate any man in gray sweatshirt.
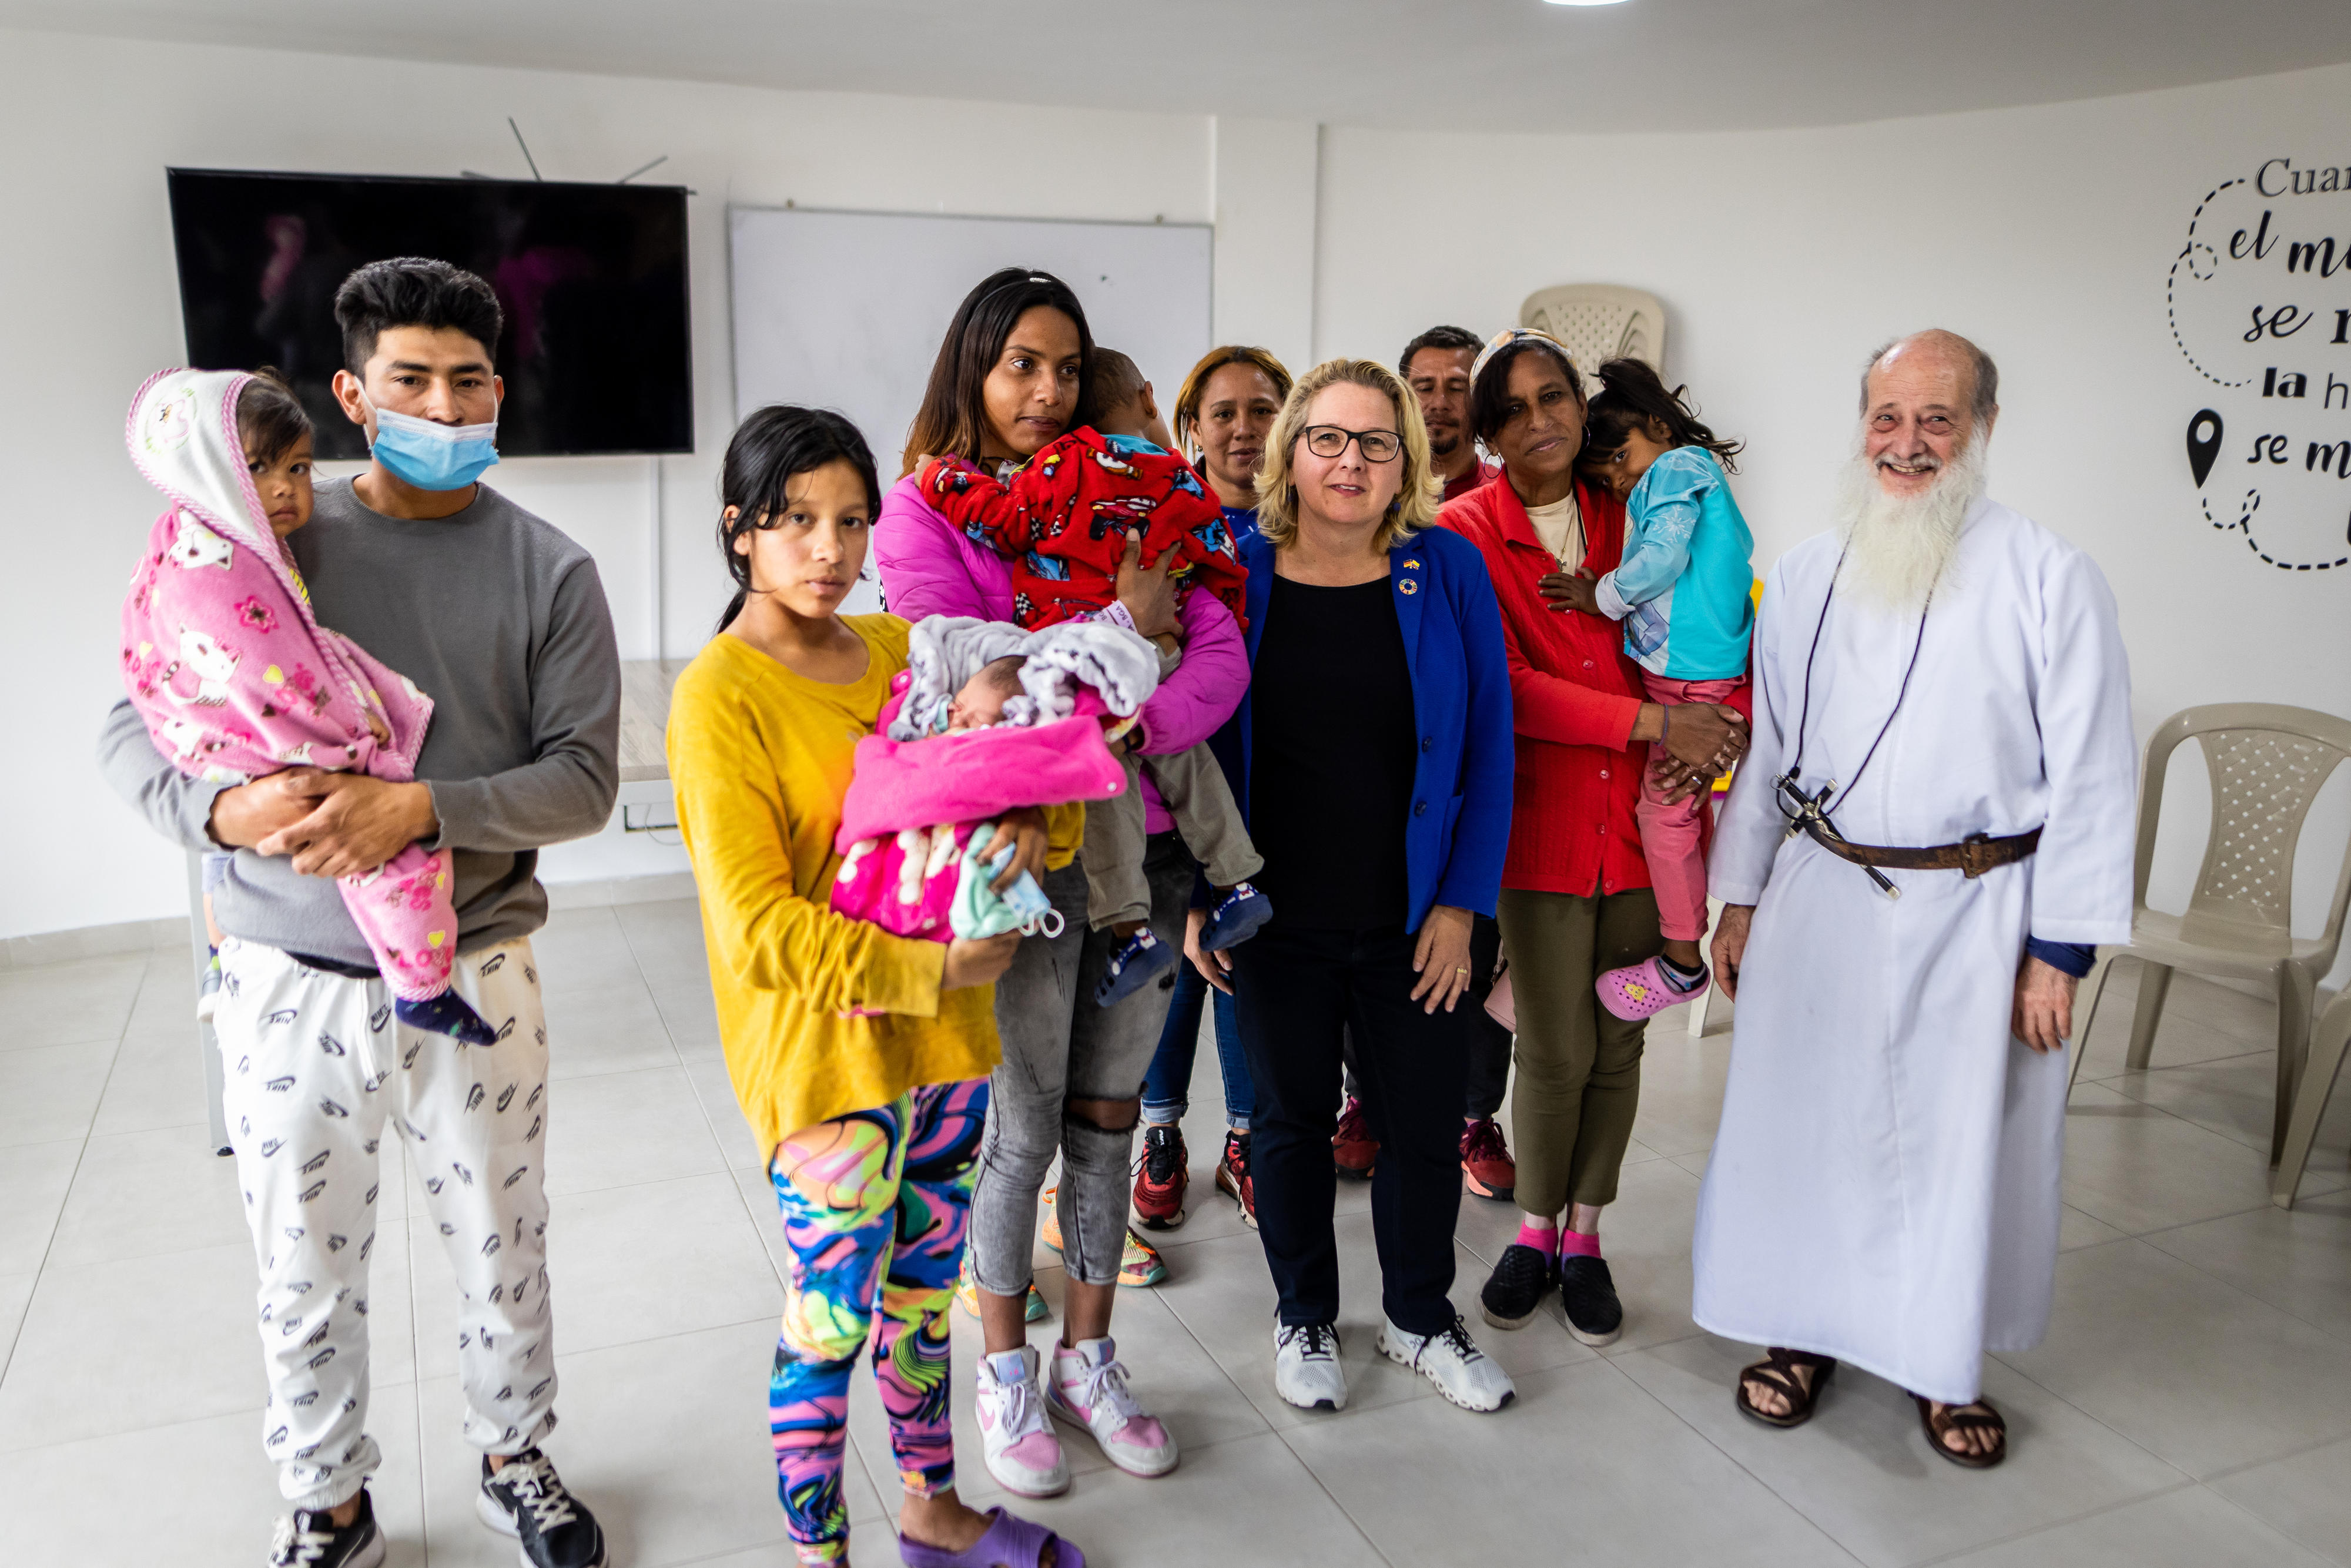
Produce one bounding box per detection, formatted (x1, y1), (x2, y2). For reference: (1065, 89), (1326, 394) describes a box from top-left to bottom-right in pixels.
(101, 258), (618, 1568)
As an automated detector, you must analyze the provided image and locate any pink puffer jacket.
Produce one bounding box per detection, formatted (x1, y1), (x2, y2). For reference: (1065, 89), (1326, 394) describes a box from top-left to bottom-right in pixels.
(874, 474), (1248, 833)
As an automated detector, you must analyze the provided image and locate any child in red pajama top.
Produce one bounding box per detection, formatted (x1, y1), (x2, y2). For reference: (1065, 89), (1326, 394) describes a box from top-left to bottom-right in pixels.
(917, 351), (1269, 1007)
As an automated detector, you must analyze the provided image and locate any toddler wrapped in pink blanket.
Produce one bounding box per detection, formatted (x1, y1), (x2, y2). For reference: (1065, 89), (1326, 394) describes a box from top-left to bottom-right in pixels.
(119, 368), (485, 1036)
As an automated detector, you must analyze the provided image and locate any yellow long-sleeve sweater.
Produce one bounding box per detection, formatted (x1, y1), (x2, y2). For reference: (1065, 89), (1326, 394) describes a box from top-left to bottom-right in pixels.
(667, 617), (1074, 1157)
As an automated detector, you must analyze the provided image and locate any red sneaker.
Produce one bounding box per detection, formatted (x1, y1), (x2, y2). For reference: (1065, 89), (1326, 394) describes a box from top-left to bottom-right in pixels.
(1131, 1123), (1188, 1230)
(1215, 1130), (1257, 1228)
(1332, 1095), (1378, 1182)
(1461, 1115), (1516, 1202)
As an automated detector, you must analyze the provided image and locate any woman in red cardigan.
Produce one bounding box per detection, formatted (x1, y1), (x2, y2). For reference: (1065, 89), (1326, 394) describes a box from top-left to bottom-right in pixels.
(1438, 330), (1748, 1346)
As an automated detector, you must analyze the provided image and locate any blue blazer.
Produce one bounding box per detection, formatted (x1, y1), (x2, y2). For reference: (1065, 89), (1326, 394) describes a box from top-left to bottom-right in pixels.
(1222, 525), (1515, 932)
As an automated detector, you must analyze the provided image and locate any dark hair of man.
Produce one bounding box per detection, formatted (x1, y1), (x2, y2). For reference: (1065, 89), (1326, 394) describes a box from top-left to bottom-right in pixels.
(1582, 357), (1744, 475)
(1398, 324), (1483, 377)
(1080, 348), (1149, 427)
(901, 267), (1094, 477)
(236, 367), (313, 468)
(1471, 339), (1585, 443)
(333, 257), (505, 376)
(714, 405), (883, 634)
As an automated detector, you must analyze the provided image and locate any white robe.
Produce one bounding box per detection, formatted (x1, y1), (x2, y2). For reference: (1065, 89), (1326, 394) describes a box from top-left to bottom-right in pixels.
(1691, 497), (2135, 1403)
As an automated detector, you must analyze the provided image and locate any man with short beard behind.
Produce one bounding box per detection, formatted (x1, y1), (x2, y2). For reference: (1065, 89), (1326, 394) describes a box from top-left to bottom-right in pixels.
(1402, 325), (1499, 501)
(1690, 330), (2136, 1470)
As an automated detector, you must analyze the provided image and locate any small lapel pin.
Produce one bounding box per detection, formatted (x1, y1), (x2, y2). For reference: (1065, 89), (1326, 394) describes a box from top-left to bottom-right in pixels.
(1398, 579), (1419, 595)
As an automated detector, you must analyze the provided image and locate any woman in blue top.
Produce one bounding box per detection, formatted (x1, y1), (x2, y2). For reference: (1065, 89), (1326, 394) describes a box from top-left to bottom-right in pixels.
(1188, 357), (1517, 1416)
(1133, 344), (1292, 1234)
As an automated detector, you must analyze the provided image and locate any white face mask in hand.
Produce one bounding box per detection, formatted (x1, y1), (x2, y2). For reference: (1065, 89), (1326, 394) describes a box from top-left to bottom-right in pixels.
(952, 823), (1061, 939)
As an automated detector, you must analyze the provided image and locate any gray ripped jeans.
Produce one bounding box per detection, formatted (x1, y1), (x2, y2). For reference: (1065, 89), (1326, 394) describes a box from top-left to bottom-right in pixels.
(970, 832), (1193, 1292)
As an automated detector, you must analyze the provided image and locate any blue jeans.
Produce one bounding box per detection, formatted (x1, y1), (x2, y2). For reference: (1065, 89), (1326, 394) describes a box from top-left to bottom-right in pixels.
(1141, 958), (1254, 1131)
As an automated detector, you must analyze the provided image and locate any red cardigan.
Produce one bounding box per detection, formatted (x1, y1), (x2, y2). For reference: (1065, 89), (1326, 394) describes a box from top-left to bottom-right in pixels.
(1438, 477), (1653, 897)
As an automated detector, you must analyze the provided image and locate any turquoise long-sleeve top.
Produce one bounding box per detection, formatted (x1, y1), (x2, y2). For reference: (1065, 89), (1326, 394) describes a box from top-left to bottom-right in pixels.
(1592, 446), (1756, 681)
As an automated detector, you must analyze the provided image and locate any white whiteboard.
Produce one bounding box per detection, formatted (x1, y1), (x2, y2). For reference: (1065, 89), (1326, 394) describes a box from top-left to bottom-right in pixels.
(729, 205), (1213, 481)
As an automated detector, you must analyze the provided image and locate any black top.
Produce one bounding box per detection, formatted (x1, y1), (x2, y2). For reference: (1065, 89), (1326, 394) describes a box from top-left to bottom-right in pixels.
(1249, 573), (1417, 929)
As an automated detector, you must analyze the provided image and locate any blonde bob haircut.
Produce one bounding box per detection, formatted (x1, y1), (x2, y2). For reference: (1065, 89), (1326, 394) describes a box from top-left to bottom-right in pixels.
(1253, 357), (1438, 554)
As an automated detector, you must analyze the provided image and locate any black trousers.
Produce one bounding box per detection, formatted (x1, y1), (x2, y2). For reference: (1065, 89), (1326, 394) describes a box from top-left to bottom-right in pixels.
(1233, 922), (1467, 1336)
(1342, 913), (1511, 1120)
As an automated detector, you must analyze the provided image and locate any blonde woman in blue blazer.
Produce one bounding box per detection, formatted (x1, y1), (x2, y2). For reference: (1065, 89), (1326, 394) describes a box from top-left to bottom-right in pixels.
(1184, 357), (1516, 1416)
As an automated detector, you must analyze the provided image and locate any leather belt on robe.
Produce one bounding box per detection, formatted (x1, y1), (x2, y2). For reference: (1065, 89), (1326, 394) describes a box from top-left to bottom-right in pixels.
(1809, 826), (2043, 881)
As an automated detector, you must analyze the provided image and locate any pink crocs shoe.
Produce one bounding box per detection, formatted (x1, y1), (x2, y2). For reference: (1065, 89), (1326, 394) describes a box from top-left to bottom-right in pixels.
(1596, 956), (1707, 1020)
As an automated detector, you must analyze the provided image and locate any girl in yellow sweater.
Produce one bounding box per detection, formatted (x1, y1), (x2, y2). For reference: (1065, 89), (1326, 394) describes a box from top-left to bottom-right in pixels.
(666, 406), (1080, 1568)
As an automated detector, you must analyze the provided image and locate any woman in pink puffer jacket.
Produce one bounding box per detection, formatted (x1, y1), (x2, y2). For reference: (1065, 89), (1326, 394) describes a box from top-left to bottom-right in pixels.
(876, 268), (1247, 1501)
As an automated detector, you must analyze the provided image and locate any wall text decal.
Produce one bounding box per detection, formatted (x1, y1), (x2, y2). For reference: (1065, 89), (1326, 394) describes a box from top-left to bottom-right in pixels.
(2169, 159), (2351, 572)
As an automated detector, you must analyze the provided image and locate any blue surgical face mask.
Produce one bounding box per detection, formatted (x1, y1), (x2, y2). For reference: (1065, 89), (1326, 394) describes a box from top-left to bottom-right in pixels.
(361, 391), (500, 491)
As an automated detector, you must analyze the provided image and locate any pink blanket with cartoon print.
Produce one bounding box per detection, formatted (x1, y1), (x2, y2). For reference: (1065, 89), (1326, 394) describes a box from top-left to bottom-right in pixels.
(826, 670), (1128, 942)
(119, 368), (460, 1002)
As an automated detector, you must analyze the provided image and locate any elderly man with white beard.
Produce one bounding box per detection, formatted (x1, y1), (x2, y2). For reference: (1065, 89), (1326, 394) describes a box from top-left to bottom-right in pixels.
(1689, 329), (2135, 1468)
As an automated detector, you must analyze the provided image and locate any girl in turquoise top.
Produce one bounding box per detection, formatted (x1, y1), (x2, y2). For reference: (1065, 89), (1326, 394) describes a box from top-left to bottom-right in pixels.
(1556, 359), (1754, 1020)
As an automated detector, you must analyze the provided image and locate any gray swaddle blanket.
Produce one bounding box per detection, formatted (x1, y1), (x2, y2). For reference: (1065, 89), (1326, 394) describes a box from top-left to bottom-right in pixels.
(889, 615), (1161, 742)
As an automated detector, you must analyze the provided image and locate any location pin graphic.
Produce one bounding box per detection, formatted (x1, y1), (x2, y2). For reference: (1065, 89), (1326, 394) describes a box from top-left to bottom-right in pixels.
(2186, 408), (2223, 488)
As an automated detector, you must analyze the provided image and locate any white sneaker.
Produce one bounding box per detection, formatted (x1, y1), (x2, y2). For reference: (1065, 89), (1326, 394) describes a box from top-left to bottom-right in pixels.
(1378, 1313), (1515, 1412)
(973, 1346), (1069, 1497)
(1272, 1321), (1348, 1412)
(1047, 1336), (1178, 1477)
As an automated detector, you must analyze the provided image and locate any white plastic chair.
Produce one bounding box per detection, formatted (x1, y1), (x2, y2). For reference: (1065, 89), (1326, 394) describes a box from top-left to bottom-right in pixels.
(1519, 284), (1667, 381)
(2065, 705), (2351, 1172)
(2276, 987), (2351, 1208)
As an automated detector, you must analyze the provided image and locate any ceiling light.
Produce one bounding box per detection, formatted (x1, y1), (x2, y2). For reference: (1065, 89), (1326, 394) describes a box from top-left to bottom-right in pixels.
(1545, 0), (1633, 6)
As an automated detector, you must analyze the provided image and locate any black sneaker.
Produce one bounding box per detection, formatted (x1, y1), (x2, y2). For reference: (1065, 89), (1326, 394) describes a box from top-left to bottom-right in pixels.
(477, 1448), (608, 1568)
(1478, 1243), (1555, 1331)
(269, 1489), (385, 1568)
(1558, 1254), (1624, 1346)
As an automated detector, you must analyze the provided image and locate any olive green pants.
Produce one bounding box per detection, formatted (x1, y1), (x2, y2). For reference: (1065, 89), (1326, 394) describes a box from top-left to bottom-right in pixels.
(1498, 885), (1663, 1217)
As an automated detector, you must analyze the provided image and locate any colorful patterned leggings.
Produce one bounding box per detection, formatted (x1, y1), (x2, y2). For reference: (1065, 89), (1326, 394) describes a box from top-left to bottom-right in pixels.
(768, 1078), (987, 1564)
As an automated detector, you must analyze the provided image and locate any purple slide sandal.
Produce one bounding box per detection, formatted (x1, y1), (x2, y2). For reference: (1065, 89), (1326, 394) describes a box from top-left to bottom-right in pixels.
(898, 1507), (1085, 1568)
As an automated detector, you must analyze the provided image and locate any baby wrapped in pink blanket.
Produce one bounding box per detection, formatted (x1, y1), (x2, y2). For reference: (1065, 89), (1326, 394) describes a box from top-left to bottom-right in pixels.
(826, 615), (1157, 946)
(119, 368), (485, 1036)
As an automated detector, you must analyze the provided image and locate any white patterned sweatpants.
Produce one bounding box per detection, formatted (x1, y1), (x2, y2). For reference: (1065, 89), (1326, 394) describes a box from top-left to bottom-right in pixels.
(215, 935), (561, 1509)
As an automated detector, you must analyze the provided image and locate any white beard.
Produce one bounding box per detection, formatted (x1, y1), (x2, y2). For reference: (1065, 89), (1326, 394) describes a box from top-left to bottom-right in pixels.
(1831, 437), (1985, 612)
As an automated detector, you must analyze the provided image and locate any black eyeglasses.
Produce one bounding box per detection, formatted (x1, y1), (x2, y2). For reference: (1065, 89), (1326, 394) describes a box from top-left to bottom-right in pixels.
(1299, 425), (1402, 463)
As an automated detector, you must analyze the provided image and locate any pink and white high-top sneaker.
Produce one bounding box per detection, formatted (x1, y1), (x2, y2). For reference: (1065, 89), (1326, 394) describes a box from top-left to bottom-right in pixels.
(974, 1345), (1069, 1497)
(1045, 1336), (1178, 1478)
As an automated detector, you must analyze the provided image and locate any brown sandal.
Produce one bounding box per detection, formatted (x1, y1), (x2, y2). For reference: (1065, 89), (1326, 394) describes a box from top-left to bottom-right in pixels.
(1914, 1394), (2007, 1468)
(1735, 1348), (1837, 1429)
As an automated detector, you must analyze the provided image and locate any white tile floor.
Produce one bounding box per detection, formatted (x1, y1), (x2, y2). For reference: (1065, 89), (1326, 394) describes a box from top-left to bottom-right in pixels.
(5, 898), (2351, 1567)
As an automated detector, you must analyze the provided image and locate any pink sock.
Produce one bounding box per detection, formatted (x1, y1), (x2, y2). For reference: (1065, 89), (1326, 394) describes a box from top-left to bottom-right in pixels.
(1515, 1218), (1559, 1255)
(1560, 1228), (1602, 1259)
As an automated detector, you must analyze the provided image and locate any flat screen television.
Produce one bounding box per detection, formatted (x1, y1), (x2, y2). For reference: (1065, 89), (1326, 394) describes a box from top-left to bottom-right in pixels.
(166, 169), (693, 460)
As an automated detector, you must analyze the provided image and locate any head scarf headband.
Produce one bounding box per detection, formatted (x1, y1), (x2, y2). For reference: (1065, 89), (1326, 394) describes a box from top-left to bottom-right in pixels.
(1469, 326), (1582, 390)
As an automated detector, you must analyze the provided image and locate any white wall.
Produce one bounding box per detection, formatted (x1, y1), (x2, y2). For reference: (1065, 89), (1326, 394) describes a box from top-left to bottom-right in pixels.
(1318, 68), (2351, 949)
(8, 26), (2350, 948)
(1211, 116), (1318, 378)
(0, 28), (1269, 940)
